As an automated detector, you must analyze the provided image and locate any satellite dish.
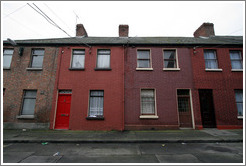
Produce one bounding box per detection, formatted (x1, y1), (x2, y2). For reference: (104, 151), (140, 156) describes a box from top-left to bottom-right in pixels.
(7, 38), (17, 46)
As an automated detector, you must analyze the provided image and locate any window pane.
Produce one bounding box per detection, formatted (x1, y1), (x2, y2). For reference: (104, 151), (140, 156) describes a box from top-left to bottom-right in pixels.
(204, 50), (216, 59)
(237, 103), (243, 116)
(22, 98), (36, 115)
(32, 55), (44, 68)
(231, 61), (243, 69)
(4, 49), (14, 54)
(98, 50), (110, 55)
(235, 90), (243, 102)
(178, 98), (190, 112)
(91, 91), (104, 97)
(33, 50), (44, 55)
(138, 60), (150, 68)
(137, 50), (150, 59)
(25, 91), (37, 98)
(205, 59), (218, 69)
(97, 54), (110, 68)
(3, 55), (13, 68)
(164, 60), (176, 68)
(177, 89), (190, 96)
(73, 50), (85, 55)
(72, 55), (85, 68)
(164, 50), (176, 59)
(230, 51), (241, 60)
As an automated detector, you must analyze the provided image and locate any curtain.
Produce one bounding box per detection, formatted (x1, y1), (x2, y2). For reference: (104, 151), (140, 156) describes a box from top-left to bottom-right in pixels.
(235, 90), (243, 116)
(97, 50), (110, 68)
(230, 51), (242, 69)
(22, 91), (37, 115)
(204, 50), (218, 69)
(72, 55), (85, 68)
(89, 91), (104, 117)
(3, 49), (14, 68)
(141, 90), (155, 114)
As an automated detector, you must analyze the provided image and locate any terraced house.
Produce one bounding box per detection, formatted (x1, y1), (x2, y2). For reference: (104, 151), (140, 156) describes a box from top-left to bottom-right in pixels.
(3, 23), (243, 130)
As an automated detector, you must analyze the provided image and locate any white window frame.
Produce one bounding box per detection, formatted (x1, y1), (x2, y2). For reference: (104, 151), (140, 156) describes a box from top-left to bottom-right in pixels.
(204, 49), (223, 71)
(70, 49), (85, 69)
(230, 50), (243, 71)
(96, 49), (111, 69)
(3, 48), (14, 69)
(163, 48), (180, 71)
(139, 89), (158, 119)
(136, 49), (153, 70)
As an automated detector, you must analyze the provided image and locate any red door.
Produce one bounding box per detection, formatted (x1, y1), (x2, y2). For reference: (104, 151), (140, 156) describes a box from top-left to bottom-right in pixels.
(55, 94), (71, 129)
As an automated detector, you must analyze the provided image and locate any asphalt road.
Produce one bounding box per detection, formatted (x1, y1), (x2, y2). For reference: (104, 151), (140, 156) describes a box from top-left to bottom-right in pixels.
(3, 142), (243, 163)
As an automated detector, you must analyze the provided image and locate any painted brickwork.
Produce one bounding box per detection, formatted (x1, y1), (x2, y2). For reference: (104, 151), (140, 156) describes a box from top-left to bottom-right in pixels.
(191, 47), (243, 129)
(49, 46), (124, 130)
(124, 46), (194, 130)
(3, 46), (58, 129)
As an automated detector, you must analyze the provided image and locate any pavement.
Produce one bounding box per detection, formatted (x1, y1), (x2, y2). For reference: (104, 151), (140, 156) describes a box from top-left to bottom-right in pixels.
(3, 128), (243, 144)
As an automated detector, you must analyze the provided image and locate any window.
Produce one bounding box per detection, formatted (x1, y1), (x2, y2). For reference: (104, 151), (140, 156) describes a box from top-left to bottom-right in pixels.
(3, 49), (14, 69)
(163, 50), (178, 69)
(137, 50), (151, 68)
(88, 90), (104, 118)
(96, 49), (110, 69)
(235, 90), (243, 118)
(30, 49), (44, 68)
(21, 90), (37, 115)
(177, 89), (191, 113)
(71, 49), (85, 69)
(230, 51), (243, 69)
(140, 89), (156, 116)
(204, 50), (218, 69)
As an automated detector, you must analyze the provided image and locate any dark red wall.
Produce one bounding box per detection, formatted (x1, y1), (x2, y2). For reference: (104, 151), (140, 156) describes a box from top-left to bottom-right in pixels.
(191, 47), (243, 129)
(124, 46), (194, 130)
(50, 46), (124, 130)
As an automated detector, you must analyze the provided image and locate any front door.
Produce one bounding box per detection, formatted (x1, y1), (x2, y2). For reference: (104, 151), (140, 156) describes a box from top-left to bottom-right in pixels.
(199, 89), (216, 128)
(55, 92), (71, 129)
(177, 89), (193, 128)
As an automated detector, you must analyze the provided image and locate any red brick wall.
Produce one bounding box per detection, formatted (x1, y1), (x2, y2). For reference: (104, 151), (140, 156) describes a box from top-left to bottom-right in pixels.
(191, 47), (243, 129)
(124, 46), (194, 130)
(3, 46), (58, 126)
(49, 46), (124, 130)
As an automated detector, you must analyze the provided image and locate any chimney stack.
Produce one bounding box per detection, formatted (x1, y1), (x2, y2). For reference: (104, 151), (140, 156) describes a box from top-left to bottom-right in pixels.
(76, 24), (88, 37)
(119, 25), (129, 37)
(193, 23), (215, 38)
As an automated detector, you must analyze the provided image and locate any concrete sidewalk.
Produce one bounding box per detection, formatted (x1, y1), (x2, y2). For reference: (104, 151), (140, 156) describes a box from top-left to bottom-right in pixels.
(3, 129), (243, 144)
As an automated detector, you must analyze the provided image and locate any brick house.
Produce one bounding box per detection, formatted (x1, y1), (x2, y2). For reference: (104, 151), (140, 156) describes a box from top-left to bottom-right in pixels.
(3, 41), (58, 129)
(3, 23), (243, 130)
(191, 23), (243, 129)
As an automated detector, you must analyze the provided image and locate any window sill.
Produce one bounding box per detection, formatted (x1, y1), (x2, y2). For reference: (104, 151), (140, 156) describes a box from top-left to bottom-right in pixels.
(231, 69), (243, 72)
(86, 117), (104, 120)
(139, 115), (159, 119)
(163, 68), (180, 71)
(136, 68), (153, 71)
(16, 115), (35, 119)
(205, 69), (223, 72)
(94, 68), (112, 71)
(238, 116), (243, 119)
(3, 68), (11, 70)
(69, 68), (85, 71)
(26, 68), (43, 71)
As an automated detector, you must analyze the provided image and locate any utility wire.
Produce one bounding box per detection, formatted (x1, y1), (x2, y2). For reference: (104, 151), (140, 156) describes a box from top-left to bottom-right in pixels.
(27, 3), (72, 37)
(3, 4), (27, 19)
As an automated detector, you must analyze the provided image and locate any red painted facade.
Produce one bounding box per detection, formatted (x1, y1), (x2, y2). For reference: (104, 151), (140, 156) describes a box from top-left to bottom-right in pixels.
(124, 46), (195, 130)
(49, 46), (124, 130)
(191, 47), (243, 129)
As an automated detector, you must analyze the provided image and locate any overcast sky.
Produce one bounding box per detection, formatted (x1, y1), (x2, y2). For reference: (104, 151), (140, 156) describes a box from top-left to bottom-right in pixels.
(1, 1), (245, 40)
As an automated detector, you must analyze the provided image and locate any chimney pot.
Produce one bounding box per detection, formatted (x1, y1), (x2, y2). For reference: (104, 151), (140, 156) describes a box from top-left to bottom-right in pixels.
(119, 25), (129, 37)
(193, 23), (215, 38)
(76, 24), (88, 37)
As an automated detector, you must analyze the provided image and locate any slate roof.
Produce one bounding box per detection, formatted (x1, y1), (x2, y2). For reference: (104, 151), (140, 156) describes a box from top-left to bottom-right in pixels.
(3, 36), (243, 46)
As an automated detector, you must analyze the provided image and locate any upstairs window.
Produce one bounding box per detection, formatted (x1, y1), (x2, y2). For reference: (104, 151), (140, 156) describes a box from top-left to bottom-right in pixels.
(3, 49), (14, 69)
(30, 49), (44, 68)
(21, 90), (37, 115)
(204, 50), (218, 69)
(235, 90), (243, 118)
(96, 49), (110, 69)
(163, 49), (178, 68)
(88, 90), (104, 118)
(71, 49), (85, 69)
(137, 50), (151, 68)
(230, 51), (243, 69)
